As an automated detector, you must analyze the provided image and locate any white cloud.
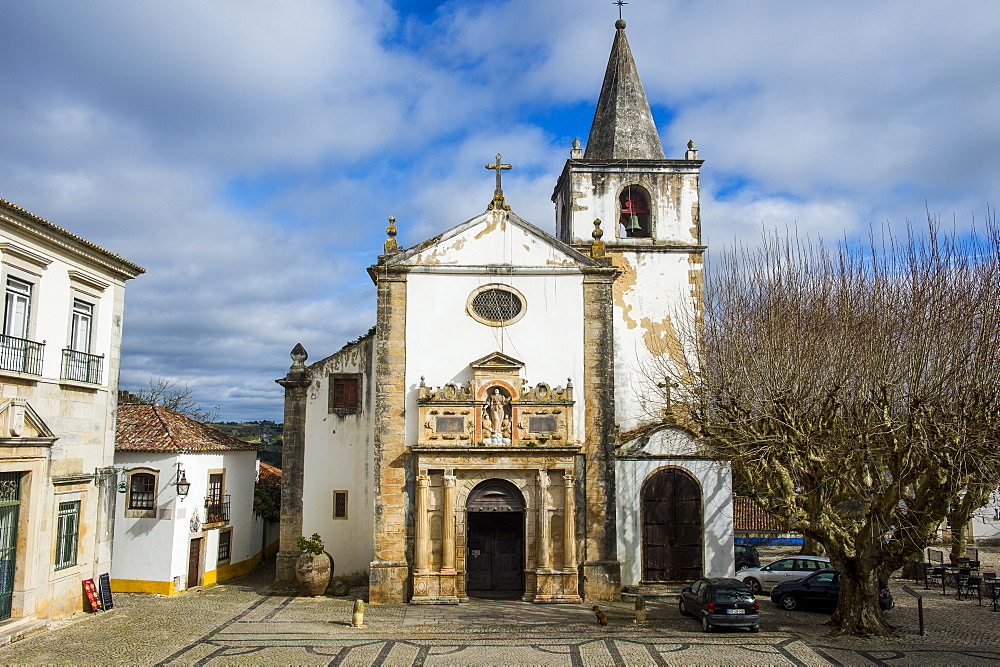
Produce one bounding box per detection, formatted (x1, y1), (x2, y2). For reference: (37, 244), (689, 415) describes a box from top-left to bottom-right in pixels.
(1, 0), (996, 419)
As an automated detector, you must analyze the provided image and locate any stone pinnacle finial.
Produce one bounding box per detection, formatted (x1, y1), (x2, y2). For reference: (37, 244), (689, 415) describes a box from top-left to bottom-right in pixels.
(685, 140), (699, 160)
(290, 343), (308, 370)
(616, 19), (626, 29)
(591, 219), (606, 258)
(571, 138), (583, 159)
(384, 215), (399, 255)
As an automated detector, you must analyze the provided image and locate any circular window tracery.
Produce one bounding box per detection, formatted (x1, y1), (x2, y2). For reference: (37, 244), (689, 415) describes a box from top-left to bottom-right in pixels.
(467, 284), (526, 326)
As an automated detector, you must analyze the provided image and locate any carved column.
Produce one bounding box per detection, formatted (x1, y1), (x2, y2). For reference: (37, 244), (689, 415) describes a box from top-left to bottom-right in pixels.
(442, 475), (457, 572)
(537, 470), (551, 571)
(563, 473), (577, 571)
(415, 473), (430, 572)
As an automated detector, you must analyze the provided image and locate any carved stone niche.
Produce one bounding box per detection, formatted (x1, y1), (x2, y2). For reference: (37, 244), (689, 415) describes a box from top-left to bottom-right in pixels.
(416, 352), (574, 447)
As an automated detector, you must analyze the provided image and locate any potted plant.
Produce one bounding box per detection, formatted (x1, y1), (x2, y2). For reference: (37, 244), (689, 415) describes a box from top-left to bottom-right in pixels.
(294, 533), (333, 596)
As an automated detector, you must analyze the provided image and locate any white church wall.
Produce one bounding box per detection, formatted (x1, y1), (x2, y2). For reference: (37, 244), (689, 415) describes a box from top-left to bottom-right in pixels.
(301, 344), (375, 580)
(616, 456), (734, 586)
(404, 271), (587, 446)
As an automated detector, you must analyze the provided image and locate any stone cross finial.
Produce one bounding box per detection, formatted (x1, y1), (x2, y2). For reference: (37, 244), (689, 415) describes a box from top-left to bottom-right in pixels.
(485, 153), (513, 211)
(384, 215), (399, 255)
(614, 1), (628, 21)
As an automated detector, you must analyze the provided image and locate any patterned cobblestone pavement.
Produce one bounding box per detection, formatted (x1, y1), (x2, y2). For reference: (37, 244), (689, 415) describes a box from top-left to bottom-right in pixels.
(2, 559), (1000, 665)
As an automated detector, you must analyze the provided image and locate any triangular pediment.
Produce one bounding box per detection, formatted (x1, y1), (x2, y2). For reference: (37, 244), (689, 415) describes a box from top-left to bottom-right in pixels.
(382, 209), (601, 269)
(0, 398), (56, 440)
(470, 351), (525, 373)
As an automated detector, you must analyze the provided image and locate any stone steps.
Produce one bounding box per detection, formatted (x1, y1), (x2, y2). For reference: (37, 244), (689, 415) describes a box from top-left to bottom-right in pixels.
(621, 584), (686, 598)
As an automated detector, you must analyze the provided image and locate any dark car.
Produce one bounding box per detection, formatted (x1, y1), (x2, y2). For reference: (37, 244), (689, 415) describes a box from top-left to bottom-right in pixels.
(735, 543), (760, 571)
(769, 568), (894, 612)
(678, 577), (761, 632)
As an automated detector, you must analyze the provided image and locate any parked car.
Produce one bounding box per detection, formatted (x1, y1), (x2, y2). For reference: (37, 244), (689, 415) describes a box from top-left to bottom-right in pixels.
(735, 543), (760, 571)
(769, 569), (894, 612)
(678, 577), (761, 632)
(739, 555), (831, 593)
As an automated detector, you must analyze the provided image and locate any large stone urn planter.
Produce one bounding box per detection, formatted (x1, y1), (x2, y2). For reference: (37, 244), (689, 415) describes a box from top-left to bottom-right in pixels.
(295, 551), (332, 596)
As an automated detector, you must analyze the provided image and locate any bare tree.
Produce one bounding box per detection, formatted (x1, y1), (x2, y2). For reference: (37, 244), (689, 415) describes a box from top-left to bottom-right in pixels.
(120, 378), (219, 422)
(658, 217), (1000, 636)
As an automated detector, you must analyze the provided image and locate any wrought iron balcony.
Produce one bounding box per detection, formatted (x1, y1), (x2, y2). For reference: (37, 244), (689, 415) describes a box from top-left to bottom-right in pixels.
(0, 334), (44, 375)
(204, 494), (231, 524)
(61, 349), (104, 384)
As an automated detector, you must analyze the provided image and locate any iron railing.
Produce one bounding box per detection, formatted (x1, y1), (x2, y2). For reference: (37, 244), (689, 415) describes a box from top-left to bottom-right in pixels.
(0, 334), (44, 375)
(204, 494), (231, 524)
(61, 349), (103, 384)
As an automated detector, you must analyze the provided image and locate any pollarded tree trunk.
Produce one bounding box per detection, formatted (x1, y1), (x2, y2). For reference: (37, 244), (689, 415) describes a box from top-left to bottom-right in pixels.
(799, 535), (824, 557)
(829, 556), (891, 636)
(949, 519), (970, 564)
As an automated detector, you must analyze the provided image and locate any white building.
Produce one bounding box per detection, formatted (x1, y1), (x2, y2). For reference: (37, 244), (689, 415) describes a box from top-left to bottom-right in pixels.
(111, 403), (267, 594)
(276, 20), (733, 603)
(0, 197), (143, 631)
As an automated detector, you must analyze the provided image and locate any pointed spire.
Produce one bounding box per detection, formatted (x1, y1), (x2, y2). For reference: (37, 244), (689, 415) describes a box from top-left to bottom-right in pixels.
(584, 20), (665, 160)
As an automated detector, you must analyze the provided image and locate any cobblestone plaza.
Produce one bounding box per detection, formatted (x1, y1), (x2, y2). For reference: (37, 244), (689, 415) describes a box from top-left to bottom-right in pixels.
(1, 558), (1000, 665)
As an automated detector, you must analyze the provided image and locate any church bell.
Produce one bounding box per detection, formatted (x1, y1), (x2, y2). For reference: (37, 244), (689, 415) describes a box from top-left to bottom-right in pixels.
(624, 213), (642, 232)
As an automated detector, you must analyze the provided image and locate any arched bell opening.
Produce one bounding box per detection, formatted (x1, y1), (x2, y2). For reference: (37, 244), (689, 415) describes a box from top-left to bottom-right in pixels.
(466, 479), (525, 598)
(619, 187), (651, 238)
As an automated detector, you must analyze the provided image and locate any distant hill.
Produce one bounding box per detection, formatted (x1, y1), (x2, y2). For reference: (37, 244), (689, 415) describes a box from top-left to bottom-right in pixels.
(207, 420), (283, 468)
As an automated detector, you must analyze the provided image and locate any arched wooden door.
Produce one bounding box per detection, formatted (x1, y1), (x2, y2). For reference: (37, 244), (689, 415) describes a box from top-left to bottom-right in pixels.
(642, 468), (703, 582)
(466, 479), (524, 595)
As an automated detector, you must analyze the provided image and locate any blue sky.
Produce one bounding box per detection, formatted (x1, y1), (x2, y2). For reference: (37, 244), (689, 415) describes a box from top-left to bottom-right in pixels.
(2, 0), (998, 421)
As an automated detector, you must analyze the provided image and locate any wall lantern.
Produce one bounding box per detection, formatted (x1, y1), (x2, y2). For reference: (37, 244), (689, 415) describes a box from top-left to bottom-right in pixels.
(176, 463), (191, 498)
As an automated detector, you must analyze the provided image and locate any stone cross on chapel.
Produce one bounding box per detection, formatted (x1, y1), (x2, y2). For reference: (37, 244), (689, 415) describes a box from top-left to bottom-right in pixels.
(485, 153), (512, 211)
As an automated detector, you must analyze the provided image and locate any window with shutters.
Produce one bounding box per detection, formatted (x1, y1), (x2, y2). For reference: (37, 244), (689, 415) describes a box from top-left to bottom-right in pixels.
(218, 528), (232, 563)
(329, 375), (361, 414)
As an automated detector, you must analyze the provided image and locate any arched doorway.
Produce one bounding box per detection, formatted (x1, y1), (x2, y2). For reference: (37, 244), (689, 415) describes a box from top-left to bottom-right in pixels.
(641, 468), (703, 582)
(466, 479), (524, 597)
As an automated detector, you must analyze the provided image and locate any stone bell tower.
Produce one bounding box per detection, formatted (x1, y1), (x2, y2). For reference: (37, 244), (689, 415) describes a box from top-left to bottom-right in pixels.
(552, 19), (706, 433)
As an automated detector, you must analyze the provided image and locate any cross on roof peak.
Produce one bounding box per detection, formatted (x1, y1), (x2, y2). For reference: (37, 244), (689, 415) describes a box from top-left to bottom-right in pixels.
(614, 0), (628, 21)
(485, 153), (512, 211)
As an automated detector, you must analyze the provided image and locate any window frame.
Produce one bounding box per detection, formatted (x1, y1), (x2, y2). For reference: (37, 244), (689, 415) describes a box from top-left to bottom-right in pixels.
(466, 283), (527, 327)
(333, 490), (348, 519)
(3, 277), (32, 340)
(69, 298), (94, 353)
(124, 467), (159, 518)
(329, 374), (362, 414)
(217, 527), (233, 564)
(54, 500), (81, 571)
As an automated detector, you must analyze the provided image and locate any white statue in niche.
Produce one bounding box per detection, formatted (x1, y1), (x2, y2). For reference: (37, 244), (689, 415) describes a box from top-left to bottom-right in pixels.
(484, 388), (511, 445)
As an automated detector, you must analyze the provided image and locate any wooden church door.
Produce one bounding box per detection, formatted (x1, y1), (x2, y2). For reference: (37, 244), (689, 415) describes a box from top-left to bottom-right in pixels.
(466, 480), (524, 596)
(642, 468), (703, 582)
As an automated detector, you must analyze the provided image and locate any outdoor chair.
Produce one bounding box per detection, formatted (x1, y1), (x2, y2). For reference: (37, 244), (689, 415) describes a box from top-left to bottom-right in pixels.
(958, 570), (980, 602)
(926, 565), (945, 590)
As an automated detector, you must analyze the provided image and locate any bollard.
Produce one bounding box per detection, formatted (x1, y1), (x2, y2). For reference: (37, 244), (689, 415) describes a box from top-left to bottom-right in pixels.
(350, 599), (366, 628)
(634, 595), (646, 624)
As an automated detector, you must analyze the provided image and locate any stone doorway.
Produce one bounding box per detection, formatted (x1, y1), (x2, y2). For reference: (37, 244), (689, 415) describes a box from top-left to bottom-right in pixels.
(641, 468), (703, 582)
(466, 479), (524, 598)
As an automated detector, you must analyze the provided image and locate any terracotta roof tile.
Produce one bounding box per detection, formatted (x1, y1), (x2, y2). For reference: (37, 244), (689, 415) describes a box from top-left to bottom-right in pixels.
(734, 496), (784, 532)
(116, 404), (258, 453)
(258, 462), (282, 484)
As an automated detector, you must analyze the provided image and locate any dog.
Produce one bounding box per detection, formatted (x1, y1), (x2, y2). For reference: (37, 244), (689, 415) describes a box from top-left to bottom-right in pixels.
(592, 605), (609, 625)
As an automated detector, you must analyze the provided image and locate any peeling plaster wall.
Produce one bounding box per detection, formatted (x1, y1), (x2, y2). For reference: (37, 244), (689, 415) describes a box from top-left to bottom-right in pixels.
(610, 251), (701, 432)
(301, 341), (375, 578)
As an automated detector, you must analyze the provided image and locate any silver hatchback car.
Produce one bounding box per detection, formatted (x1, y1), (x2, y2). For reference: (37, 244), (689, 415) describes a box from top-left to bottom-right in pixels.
(738, 555), (831, 593)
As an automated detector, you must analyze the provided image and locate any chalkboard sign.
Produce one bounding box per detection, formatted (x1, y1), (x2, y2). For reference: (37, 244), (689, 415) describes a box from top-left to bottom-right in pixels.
(98, 573), (114, 610)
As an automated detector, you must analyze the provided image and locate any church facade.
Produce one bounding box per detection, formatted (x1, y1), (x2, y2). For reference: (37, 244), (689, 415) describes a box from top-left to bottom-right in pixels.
(276, 20), (734, 604)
